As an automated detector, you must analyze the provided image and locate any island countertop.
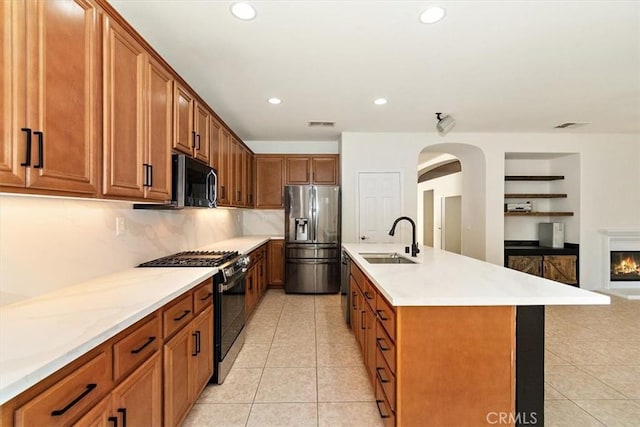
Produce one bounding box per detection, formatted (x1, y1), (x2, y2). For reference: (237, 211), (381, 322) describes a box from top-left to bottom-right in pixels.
(342, 243), (610, 307)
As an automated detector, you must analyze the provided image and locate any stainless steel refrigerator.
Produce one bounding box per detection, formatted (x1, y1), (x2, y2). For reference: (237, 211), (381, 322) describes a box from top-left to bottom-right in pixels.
(284, 185), (341, 294)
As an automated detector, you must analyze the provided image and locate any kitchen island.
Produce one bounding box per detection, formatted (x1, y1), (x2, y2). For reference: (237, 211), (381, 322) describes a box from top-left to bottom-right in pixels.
(342, 243), (609, 427)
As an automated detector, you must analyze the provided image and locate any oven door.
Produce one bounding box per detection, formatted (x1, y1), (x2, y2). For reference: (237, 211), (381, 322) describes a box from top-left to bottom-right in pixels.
(214, 269), (246, 383)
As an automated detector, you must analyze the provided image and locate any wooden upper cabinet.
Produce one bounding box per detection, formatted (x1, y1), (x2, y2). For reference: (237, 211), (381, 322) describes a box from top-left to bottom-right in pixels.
(144, 57), (172, 202)
(193, 103), (210, 164)
(102, 17), (145, 199)
(173, 82), (194, 156)
(209, 116), (222, 171)
(1, 0), (99, 195)
(255, 156), (285, 208)
(216, 128), (231, 206)
(285, 157), (311, 185)
(246, 151), (254, 207)
(284, 155), (339, 186)
(231, 138), (246, 206)
(311, 156), (339, 184)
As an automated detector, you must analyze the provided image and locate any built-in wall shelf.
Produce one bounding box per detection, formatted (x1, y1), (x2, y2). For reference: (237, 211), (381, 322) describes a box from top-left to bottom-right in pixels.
(505, 176), (565, 181)
(505, 193), (567, 198)
(504, 211), (574, 216)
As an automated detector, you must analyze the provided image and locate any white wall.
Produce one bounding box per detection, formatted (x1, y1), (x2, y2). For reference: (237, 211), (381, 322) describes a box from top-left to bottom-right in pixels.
(340, 132), (640, 290)
(245, 140), (339, 154)
(0, 194), (243, 304)
(417, 172), (463, 251)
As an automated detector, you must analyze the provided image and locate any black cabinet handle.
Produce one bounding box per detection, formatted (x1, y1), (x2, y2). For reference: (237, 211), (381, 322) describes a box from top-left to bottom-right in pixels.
(376, 367), (390, 383)
(50, 383), (97, 416)
(192, 332), (198, 356)
(360, 310), (365, 330)
(192, 131), (197, 148)
(376, 309), (389, 321)
(351, 292), (357, 308)
(364, 291), (373, 300)
(117, 408), (127, 427)
(221, 185), (226, 199)
(33, 131), (43, 168)
(196, 330), (201, 354)
(142, 164), (149, 187)
(108, 416), (118, 427)
(375, 400), (390, 419)
(196, 133), (201, 150)
(174, 309), (190, 321)
(20, 128), (31, 166)
(130, 336), (156, 354)
(148, 164), (153, 187)
(376, 337), (390, 352)
(200, 292), (213, 301)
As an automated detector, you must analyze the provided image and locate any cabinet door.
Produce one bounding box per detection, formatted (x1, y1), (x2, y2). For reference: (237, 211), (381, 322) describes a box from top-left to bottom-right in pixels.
(192, 306), (214, 398)
(112, 353), (162, 427)
(217, 128), (231, 206)
(209, 116), (222, 171)
(163, 325), (192, 427)
(24, 0), (99, 195)
(286, 156), (311, 185)
(255, 156), (285, 208)
(194, 102), (210, 163)
(144, 57), (172, 201)
(245, 266), (257, 315)
(173, 81), (194, 156)
(507, 255), (542, 276)
(312, 156), (339, 184)
(72, 395), (111, 427)
(246, 151), (254, 207)
(102, 17), (145, 199)
(364, 301), (377, 383)
(349, 276), (360, 334)
(543, 255), (577, 285)
(0, 0), (27, 188)
(231, 138), (245, 206)
(267, 240), (285, 286)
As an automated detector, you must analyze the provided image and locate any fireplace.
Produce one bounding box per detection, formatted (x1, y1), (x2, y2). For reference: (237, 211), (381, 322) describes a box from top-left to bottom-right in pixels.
(610, 251), (640, 281)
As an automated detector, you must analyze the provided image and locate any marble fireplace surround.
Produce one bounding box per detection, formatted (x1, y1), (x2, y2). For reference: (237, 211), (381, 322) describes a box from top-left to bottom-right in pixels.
(600, 229), (640, 300)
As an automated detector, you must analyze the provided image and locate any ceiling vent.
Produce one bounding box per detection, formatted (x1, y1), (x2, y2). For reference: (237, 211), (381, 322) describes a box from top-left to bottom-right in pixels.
(308, 121), (335, 127)
(554, 122), (590, 129)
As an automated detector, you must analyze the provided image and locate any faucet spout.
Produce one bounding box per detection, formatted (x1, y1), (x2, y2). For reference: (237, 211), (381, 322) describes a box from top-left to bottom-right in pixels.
(388, 216), (420, 257)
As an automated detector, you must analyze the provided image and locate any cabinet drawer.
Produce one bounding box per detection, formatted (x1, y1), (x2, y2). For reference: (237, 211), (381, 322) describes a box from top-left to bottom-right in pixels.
(375, 294), (396, 342)
(375, 380), (396, 427)
(113, 314), (161, 381)
(362, 278), (376, 309)
(376, 346), (396, 411)
(193, 279), (214, 314)
(163, 293), (194, 339)
(375, 320), (396, 372)
(15, 352), (111, 426)
(350, 264), (365, 289)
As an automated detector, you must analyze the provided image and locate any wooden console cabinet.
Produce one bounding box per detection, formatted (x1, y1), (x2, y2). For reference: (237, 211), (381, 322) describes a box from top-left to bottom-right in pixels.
(505, 241), (579, 286)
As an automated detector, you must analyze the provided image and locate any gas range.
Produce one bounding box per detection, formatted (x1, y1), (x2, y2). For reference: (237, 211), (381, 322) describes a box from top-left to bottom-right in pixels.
(138, 250), (240, 268)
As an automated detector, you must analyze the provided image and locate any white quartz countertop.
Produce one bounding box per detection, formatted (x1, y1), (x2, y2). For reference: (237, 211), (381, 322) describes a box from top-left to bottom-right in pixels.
(0, 235), (279, 405)
(342, 243), (610, 307)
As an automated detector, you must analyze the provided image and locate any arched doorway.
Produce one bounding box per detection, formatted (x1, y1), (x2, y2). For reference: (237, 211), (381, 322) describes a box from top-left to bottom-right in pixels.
(417, 143), (487, 260)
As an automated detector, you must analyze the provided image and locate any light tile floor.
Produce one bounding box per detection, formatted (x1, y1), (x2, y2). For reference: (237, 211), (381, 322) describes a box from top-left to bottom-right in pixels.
(184, 290), (639, 426)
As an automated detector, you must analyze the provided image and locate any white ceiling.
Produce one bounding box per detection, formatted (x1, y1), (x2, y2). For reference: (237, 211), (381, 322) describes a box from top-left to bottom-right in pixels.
(110, 0), (640, 141)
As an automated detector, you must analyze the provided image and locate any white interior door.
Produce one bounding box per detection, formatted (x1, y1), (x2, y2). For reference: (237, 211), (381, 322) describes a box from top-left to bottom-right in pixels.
(358, 172), (401, 243)
(442, 195), (462, 254)
(423, 190), (434, 247)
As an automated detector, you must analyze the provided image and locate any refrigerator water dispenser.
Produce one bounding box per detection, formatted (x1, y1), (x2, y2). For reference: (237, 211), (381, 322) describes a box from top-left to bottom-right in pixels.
(295, 218), (309, 241)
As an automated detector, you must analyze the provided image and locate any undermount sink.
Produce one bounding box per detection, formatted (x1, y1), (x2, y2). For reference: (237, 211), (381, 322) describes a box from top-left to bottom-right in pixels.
(359, 252), (417, 264)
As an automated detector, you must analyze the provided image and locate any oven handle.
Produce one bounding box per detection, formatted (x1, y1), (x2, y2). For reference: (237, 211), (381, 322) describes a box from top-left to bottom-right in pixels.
(219, 275), (246, 292)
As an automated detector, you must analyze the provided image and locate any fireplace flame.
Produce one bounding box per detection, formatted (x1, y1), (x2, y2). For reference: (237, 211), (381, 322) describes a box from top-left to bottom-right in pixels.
(612, 257), (640, 275)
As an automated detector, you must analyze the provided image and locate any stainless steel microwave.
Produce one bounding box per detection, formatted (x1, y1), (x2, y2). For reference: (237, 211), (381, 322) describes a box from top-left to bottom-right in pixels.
(173, 154), (217, 208)
(134, 154), (217, 210)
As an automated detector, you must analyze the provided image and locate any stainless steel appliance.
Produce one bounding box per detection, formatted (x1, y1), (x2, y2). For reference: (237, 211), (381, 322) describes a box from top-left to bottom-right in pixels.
(284, 185), (341, 294)
(341, 251), (351, 323)
(138, 250), (248, 384)
(134, 154), (217, 209)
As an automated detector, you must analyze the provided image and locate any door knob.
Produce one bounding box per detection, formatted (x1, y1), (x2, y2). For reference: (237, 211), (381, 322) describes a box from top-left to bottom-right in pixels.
(361, 236), (367, 240)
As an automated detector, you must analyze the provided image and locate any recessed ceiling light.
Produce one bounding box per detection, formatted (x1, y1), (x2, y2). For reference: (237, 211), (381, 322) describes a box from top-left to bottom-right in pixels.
(231, 2), (256, 20)
(267, 97), (282, 105)
(374, 98), (388, 105)
(420, 6), (446, 24)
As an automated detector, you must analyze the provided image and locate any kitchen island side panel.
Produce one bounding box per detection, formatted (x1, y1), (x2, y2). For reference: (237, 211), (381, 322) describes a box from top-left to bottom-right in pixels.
(395, 306), (516, 427)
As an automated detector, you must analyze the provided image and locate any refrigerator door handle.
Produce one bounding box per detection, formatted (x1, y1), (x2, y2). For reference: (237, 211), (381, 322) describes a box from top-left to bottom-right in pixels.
(287, 259), (336, 265)
(312, 186), (319, 242)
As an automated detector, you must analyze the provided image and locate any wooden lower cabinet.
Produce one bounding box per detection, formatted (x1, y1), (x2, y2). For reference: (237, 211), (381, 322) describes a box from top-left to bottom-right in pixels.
(164, 304), (214, 427)
(267, 239), (285, 287)
(75, 352), (162, 427)
(507, 254), (578, 285)
(350, 263), (516, 426)
(246, 243), (268, 316)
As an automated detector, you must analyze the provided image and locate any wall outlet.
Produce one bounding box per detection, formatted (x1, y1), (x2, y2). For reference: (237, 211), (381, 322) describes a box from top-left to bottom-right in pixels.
(116, 216), (126, 236)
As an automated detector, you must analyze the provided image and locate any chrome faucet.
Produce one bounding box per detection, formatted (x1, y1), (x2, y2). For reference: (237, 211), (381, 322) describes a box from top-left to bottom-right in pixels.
(388, 216), (420, 257)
